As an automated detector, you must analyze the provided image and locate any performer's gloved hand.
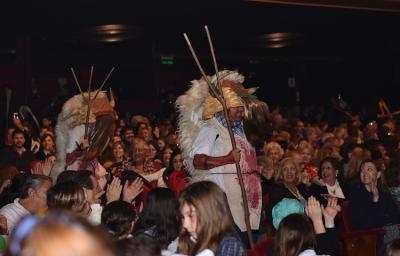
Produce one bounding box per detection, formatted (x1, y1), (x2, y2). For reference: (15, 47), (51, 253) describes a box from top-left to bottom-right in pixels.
(228, 148), (241, 164)
(81, 139), (89, 149)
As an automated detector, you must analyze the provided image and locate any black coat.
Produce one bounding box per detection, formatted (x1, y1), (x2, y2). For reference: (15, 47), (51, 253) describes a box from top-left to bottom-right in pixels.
(348, 181), (400, 230)
(308, 182), (347, 206)
(268, 183), (308, 219)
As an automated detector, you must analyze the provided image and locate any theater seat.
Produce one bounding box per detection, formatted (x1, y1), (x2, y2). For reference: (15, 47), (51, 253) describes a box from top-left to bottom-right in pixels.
(339, 201), (385, 256)
(262, 193), (275, 238)
(246, 236), (274, 256)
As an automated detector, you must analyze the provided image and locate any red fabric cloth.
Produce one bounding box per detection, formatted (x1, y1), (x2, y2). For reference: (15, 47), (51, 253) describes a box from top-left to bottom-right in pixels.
(167, 169), (188, 197)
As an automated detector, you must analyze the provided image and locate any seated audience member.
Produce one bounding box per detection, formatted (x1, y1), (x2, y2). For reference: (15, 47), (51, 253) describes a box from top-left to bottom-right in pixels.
(348, 160), (400, 241)
(178, 181), (245, 256)
(35, 133), (56, 161)
(385, 164), (400, 210)
(0, 174), (52, 233)
(148, 141), (162, 164)
(263, 141), (284, 172)
(47, 181), (91, 216)
(101, 201), (138, 240)
(269, 157), (309, 216)
(162, 149), (189, 197)
(256, 155), (275, 193)
(272, 196), (339, 256)
(0, 129), (35, 173)
(108, 142), (131, 176)
(309, 157), (347, 206)
(129, 139), (166, 187)
(5, 211), (114, 256)
(134, 188), (179, 251)
(122, 126), (135, 149)
(157, 138), (167, 153)
(297, 141), (322, 186)
(162, 146), (174, 168)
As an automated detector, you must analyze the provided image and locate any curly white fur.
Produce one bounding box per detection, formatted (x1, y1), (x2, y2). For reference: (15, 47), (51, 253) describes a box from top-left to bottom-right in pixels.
(51, 91), (108, 180)
(176, 70), (244, 181)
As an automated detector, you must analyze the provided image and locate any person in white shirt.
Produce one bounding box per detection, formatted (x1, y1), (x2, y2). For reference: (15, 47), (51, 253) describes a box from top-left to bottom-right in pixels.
(0, 174), (52, 233)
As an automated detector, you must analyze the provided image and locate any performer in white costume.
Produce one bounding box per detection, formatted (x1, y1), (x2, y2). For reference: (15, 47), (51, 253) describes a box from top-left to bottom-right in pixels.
(176, 70), (269, 235)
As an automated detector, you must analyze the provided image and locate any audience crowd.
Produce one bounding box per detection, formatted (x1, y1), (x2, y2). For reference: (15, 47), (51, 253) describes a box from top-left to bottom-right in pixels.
(0, 102), (400, 256)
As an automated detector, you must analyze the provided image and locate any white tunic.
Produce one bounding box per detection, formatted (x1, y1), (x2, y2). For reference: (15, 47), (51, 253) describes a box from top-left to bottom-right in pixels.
(189, 118), (261, 231)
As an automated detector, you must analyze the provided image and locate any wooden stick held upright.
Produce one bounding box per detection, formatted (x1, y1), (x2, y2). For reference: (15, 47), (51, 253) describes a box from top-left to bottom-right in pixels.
(204, 26), (254, 247)
(184, 29), (254, 247)
(70, 68), (86, 101)
(92, 67), (115, 101)
(84, 66), (94, 139)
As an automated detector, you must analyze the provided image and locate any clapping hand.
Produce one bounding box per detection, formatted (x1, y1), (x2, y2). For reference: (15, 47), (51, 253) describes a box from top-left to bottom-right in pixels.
(33, 158), (55, 176)
(123, 178), (144, 204)
(106, 177), (123, 204)
(371, 178), (380, 203)
(305, 196), (325, 234)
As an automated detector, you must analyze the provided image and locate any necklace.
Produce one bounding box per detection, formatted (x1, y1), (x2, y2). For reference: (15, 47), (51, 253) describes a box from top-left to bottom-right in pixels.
(284, 183), (302, 200)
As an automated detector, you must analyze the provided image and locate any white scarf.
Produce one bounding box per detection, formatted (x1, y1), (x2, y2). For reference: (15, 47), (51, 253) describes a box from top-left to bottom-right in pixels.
(326, 180), (345, 199)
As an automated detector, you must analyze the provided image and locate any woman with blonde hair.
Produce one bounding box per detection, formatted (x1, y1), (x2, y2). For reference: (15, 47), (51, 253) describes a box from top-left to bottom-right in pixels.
(269, 158), (309, 220)
(297, 141), (322, 186)
(263, 141), (284, 171)
(178, 181), (244, 256)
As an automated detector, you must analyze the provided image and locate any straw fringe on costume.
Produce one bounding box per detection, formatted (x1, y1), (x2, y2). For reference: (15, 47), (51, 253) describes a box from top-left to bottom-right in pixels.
(176, 70), (247, 181)
(52, 91), (115, 179)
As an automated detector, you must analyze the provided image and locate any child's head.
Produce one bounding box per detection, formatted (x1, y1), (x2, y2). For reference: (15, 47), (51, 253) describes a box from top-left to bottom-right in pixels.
(178, 181), (234, 254)
(101, 201), (137, 240)
(134, 188), (179, 248)
(273, 213), (316, 256)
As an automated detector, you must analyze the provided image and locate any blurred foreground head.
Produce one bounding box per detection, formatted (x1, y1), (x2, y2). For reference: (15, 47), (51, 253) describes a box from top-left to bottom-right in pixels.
(5, 211), (114, 256)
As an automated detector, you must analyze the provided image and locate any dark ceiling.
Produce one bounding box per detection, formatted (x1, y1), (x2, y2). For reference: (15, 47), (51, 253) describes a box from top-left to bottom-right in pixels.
(2, 0), (400, 59)
(2, 1), (400, 109)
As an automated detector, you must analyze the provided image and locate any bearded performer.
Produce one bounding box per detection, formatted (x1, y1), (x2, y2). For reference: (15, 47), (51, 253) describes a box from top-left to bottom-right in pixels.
(176, 70), (269, 238)
(51, 89), (116, 180)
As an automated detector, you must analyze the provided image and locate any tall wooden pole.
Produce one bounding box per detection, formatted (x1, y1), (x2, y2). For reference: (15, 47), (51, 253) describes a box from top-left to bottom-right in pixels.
(184, 29), (254, 247)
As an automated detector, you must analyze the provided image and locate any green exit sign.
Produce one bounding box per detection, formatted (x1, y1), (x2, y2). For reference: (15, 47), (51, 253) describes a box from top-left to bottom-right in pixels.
(161, 59), (174, 65)
(161, 55), (174, 65)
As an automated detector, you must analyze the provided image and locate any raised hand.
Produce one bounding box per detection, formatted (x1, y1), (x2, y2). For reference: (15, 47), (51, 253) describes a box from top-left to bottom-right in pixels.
(305, 196), (322, 222)
(106, 177), (122, 204)
(371, 178), (380, 203)
(305, 196), (325, 234)
(97, 176), (108, 191)
(33, 158), (54, 176)
(322, 197), (339, 227)
(123, 178), (144, 204)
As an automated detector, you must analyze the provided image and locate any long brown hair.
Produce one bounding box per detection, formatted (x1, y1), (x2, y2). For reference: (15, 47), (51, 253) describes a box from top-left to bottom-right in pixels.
(112, 141), (129, 162)
(178, 181), (236, 255)
(272, 213), (316, 256)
